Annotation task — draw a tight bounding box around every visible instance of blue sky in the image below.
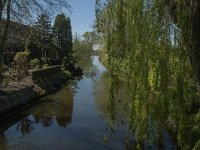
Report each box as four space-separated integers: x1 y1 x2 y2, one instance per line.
67 0 96 36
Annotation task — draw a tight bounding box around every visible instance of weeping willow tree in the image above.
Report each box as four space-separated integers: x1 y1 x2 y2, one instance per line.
96 0 200 149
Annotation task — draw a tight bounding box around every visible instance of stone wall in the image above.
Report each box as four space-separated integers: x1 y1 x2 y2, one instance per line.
29 65 61 81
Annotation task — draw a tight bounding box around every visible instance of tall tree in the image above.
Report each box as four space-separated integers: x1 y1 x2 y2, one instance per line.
165 0 200 91
53 13 73 62
34 13 52 60
26 13 52 60
0 0 11 61
0 0 70 62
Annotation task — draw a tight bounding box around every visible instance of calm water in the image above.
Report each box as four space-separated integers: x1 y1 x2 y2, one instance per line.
0 56 176 150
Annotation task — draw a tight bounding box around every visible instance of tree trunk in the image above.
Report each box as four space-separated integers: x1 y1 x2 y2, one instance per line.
186 13 200 91
0 0 2 20
0 0 11 62
166 0 200 91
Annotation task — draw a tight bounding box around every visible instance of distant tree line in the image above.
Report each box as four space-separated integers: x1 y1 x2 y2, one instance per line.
73 31 99 58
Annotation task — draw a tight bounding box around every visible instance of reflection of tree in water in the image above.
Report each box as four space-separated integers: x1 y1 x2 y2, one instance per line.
17 119 35 135
29 84 76 128
0 81 77 149
77 56 99 78
94 70 200 149
94 72 130 142
0 134 7 150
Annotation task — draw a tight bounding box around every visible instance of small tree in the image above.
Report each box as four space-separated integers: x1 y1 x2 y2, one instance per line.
14 51 30 84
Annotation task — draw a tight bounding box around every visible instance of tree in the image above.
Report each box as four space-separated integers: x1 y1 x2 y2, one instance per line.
0 0 11 61
53 13 73 62
0 0 70 62
25 29 42 60
73 33 94 58
82 31 98 50
165 0 200 91
95 0 200 149
32 13 52 60
71 33 81 61
14 51 29 84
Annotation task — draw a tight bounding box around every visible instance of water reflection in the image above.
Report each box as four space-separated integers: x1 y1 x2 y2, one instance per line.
93 68 178 149
77 56 99 79
17 119 35 135
0 56 198 150
32 82 76 128
0 56 106 150
0 135 7 150
93 60 200 149
0 81 77 149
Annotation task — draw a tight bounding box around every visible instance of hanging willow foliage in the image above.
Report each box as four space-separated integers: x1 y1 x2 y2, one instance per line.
96 0 200 149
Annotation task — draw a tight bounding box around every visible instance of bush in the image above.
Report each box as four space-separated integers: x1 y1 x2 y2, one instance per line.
61 56 83 76
61 56 69 71
43 64 49 68
63 70 71 78
62 56 74 71
14 51 30 83
30 58 40 69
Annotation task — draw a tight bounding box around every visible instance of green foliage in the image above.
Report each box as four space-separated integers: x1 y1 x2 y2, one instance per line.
96 0 200 149
63 70 71 78
14 51 30 83
26 13 55 60
82 31 99 49
30 58 40 69
73 33 93 58
43 64 49 68
61 56 70 71
53 13 73 61
193 140 200 150
14 51 29 62
52 13 77 73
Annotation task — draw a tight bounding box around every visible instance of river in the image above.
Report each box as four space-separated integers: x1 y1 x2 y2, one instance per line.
0 56 176 150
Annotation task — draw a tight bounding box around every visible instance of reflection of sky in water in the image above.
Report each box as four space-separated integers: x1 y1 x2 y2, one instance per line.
0 56 127 150
91 56 106 73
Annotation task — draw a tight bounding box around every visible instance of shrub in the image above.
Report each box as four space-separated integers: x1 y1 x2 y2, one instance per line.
61 56 69 71
30 58 40 69
61 56 82 76
62 56 74 72
63 70 71 78
43 63 49 68
14 51 30 84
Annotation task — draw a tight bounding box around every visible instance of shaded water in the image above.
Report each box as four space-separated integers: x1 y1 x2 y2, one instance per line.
0 56 176 150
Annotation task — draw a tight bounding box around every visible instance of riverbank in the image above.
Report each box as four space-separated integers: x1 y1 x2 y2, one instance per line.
0 67 77 115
